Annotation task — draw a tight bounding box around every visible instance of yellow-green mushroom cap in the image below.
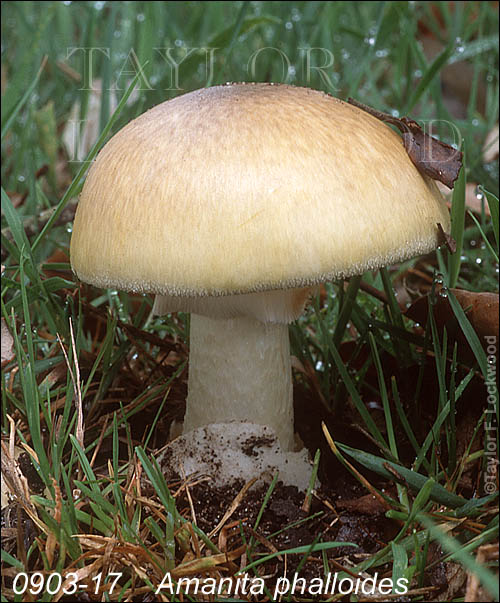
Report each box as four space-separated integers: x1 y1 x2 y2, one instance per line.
70 83 450 299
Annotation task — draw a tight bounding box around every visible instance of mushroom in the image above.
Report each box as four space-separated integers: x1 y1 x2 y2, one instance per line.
70 83 449 458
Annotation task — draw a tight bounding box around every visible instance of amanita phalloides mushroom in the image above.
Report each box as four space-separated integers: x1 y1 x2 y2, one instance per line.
70 83 450 485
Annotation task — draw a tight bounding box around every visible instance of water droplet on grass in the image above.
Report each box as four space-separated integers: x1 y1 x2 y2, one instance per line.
455 37 465 53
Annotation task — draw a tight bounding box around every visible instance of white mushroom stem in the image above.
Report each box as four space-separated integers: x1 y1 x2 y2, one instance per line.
184 314 296 451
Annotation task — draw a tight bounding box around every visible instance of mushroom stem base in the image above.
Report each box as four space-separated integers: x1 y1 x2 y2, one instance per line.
184 314 295 451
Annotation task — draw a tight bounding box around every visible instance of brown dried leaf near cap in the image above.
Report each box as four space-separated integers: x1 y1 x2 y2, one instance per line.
348 97 463 189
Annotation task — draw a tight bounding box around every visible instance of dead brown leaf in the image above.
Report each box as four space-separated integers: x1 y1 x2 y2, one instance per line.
464 543 499 602
4 190 27 208
45 478 63 568
0 441 44 530
483 123 499 163
435 561 467 601
347 98 463 188
464 183 492 216
169 545 246 579
41 362 68 387
1 318 15 367
437 222 457 253
406 289 499 362
42 248 72 279
62 80 117 162
336 493 388 516
54 558 105 602
436 182 491 217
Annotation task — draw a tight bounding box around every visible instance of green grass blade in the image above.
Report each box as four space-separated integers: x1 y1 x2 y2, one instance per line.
448 162 467 287
405 43 454 113
327 337 388 449
332 275 362 348
467 210 499 262
31 72 143 254
447 289 490 381
379 267 412 363
480 187 499 252
336 442 467 508
1 56 47 140
368 333 398 459
240 541 356 574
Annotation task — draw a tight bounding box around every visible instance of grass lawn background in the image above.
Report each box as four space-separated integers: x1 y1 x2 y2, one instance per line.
1 1 499 601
